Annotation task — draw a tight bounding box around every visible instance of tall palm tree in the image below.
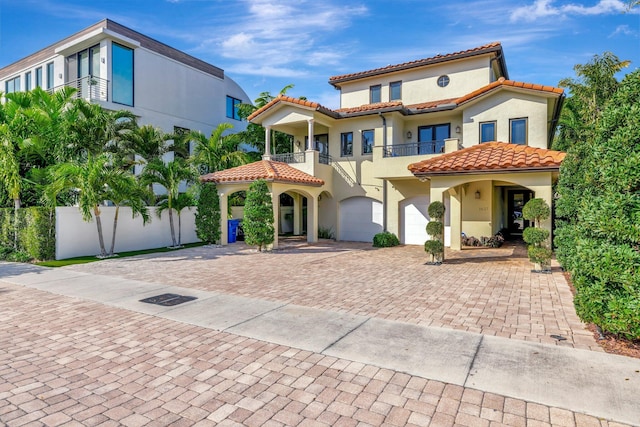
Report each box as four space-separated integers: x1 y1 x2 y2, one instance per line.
48 153 148 257
139 158 198 247
189 123 248 174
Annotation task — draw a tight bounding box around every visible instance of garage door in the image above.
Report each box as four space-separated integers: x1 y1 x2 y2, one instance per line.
401 196 451 246
339 197 383 242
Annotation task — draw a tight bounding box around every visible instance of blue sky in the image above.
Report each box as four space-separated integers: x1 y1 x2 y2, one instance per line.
0 0 638 109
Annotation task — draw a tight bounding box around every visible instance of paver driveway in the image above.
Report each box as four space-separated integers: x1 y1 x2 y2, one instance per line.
64 240 598 351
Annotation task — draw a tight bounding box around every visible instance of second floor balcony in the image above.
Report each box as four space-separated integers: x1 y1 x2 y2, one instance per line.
383 140 445 157
49 75 109 102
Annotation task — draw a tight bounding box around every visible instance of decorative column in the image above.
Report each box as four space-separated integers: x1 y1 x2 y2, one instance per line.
307 119 314 151
263 126 272 160
292 193 301 236
448 187 462 251
270 188 279 249
307 194 319 243
219 190 229 245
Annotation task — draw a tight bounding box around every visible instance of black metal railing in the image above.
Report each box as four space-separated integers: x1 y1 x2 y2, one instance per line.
319 153 331 165
272 152 306 163
50 76 109 102
383 140 445 157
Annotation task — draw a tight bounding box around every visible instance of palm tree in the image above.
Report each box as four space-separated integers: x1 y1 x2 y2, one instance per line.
189 123 248 174
157 192 193 247
139 158 198 247
48 153 147 257
104 175 151 256
128 124 172 164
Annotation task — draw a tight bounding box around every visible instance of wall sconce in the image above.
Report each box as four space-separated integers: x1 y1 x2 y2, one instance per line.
455 126 461 134
475 190 481 199
58 73 63 79
295 140 301 148
406 131 412 139
101 57 105 63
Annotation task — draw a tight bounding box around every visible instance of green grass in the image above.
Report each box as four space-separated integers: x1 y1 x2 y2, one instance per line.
36 242 206 267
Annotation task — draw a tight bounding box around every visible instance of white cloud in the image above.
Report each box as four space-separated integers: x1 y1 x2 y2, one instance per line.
511 0 628 22
609 24 638 37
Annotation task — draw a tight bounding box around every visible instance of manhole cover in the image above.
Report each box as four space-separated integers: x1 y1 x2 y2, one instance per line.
140 293 197 306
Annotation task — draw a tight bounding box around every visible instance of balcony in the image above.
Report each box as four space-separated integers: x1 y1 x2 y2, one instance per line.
272 151 331 165
50 76 109 102
383 140 445 157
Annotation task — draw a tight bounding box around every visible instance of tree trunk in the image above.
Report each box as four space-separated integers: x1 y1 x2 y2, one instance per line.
177 212 182 246
94 205 107 257
13 198 20 250
168 209 177 247
109 205 120 256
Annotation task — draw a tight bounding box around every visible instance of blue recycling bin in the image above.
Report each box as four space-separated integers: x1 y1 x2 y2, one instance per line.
228 219 241 243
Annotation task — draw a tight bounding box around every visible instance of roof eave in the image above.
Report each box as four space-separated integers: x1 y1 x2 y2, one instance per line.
411 166 562 177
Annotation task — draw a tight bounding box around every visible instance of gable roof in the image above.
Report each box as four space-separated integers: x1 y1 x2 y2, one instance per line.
200 160 325 186
328 42 507 87
248 78 563 123
408 142 566 176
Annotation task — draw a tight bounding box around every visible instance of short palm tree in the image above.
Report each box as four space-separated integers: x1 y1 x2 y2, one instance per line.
48 153 148 257
157 192 194 247
140 158 198 247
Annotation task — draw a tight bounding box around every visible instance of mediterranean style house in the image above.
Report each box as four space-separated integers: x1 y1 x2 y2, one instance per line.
0 19 251 171
201 43 566 250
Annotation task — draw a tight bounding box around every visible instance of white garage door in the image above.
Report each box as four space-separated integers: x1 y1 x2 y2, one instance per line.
339 197 383 242
401 196 452 246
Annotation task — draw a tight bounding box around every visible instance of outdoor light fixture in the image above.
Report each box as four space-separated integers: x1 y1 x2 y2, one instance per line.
475 190 481 199
295 140 301 147
407 131 412 139
455 126 461 134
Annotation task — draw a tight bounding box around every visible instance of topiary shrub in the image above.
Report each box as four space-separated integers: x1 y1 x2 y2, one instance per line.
424 201 445 264
522 198 552 272
195 182 221 245
373 231 399 247
243 179 274 251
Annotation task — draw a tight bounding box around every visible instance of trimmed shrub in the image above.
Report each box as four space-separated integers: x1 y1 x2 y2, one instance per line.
428 201 445 219
426 221 443 237
424 240 444 257
195 182 221 244
243 179 274 251
373 231 399 247
522 227 550 246
425 201 445 264
522 198 552 271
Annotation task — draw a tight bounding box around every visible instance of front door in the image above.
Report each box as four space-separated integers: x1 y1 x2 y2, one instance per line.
508 190 533 236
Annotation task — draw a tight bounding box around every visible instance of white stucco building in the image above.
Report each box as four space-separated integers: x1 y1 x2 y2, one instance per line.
0 19 251 149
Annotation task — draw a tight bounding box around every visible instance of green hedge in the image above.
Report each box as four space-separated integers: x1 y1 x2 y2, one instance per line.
0 207 55 261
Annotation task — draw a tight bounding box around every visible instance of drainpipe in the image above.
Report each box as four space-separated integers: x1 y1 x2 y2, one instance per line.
379 112 388 231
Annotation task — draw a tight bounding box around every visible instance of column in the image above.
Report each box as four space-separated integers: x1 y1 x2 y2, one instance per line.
307 119 314 151
448 187 462 251
270 189 279 250
263 126 272 160
292 193 301 236
307 194 319 243
219 191 228 246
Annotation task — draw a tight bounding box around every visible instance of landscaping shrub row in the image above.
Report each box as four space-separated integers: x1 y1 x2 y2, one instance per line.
0 207 55 261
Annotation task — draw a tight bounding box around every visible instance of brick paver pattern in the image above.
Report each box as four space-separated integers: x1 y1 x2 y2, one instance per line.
0 283 629 427
65 241 598 351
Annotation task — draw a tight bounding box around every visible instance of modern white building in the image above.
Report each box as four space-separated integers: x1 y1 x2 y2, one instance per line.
0 19 251 148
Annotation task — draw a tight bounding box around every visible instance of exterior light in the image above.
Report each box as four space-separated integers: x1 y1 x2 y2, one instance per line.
475 190 481 199
407 131 412 139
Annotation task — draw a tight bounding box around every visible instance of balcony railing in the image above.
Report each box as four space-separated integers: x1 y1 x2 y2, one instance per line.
383 140 445 157
272 152 306 163
319 153 331 165
50 76 109 102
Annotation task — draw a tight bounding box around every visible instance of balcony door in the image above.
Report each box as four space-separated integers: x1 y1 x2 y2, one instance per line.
418 124 450 154
67 45 100 99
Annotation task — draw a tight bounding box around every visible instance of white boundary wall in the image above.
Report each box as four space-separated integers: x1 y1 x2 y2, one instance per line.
56 206 199 260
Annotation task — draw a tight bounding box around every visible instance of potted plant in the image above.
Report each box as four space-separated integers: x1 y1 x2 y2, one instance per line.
522 198 552 272
424 201 445 264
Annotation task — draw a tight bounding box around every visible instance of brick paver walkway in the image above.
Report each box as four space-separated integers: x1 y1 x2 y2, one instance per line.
0 282 629 427
65 240 598 351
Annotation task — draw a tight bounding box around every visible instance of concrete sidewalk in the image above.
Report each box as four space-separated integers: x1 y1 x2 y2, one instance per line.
1 261 639 426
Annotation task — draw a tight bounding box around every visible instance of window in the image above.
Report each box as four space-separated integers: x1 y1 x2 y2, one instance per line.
437 75 450 87
370 85 381 103
46 62 54 89
25 72 32 91
389 81 402 101
226 96 242 120
340 132 353 157
480 121 496 143
510 118 527 145
418 123 450 154
35 67 42 88
112 43 134 106
362 130 374 154
5 76 21 94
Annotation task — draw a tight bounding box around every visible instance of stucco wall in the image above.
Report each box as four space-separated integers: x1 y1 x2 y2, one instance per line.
56 206 198 259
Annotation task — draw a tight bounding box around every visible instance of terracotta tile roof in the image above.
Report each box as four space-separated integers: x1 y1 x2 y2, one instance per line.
329 42 504 85
406 98 459 111
335 101 404 114
408 142 566 176
247 95 338 121
200 160 325 186
456 77 564 105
